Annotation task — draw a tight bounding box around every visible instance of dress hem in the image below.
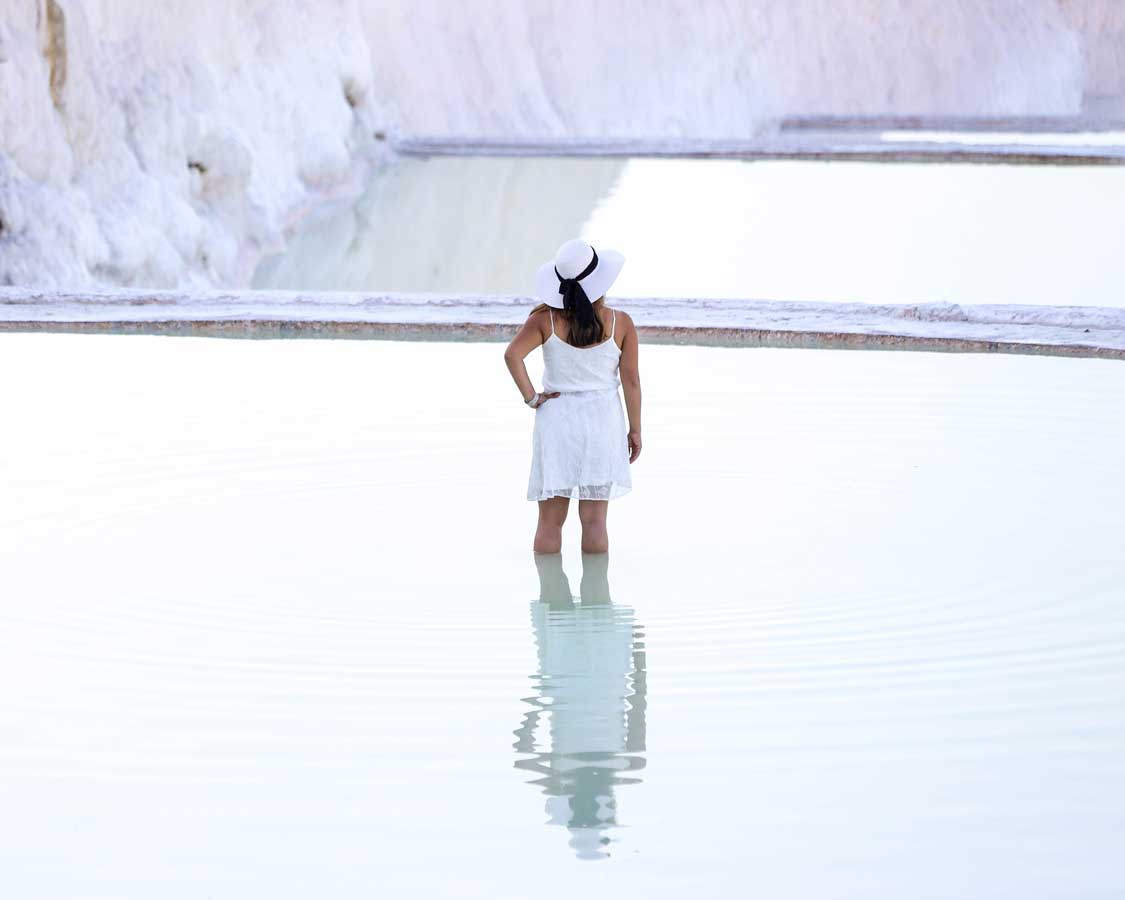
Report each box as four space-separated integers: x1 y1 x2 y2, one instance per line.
527 482 633 502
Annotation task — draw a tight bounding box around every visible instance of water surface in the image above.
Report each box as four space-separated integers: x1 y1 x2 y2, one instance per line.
1 335 1123 898
254 156 1125 307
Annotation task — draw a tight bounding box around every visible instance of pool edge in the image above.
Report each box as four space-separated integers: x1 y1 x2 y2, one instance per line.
2 319 1121 360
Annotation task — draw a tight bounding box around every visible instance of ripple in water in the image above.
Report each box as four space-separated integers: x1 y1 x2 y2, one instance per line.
2 336 1124 896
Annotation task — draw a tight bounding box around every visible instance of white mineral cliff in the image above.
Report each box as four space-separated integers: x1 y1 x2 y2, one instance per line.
0 0 383 289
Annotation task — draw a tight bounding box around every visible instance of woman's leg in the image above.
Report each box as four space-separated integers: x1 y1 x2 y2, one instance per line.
577 499 609 554
534 496 570 553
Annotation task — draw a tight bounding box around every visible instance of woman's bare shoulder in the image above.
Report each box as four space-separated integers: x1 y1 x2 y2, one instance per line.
526 306 552 336
609 307 636 330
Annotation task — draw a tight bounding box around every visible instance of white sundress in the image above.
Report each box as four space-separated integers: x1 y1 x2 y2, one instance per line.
527 308 633 502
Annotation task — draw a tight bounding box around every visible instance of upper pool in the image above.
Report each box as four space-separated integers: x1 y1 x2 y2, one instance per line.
253 156 1125 307
2 334 1123 897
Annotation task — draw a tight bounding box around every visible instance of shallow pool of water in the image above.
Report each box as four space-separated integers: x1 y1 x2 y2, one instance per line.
2 335 1124 898
253 156 1125 307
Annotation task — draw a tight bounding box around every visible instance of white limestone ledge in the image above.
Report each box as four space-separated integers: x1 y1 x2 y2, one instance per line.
1 289 1123 359
391 134 1125 166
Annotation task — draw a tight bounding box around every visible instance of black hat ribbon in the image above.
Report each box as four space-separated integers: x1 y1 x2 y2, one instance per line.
555 248 599 329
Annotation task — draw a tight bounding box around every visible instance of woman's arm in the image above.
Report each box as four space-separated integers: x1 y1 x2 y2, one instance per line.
617 311 643 463
503 309 560 407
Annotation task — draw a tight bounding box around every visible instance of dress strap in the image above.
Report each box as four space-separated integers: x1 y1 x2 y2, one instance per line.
610 309 616 339
549 308 555 336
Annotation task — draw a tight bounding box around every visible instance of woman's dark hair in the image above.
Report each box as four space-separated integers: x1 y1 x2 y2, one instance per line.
529 297 606 348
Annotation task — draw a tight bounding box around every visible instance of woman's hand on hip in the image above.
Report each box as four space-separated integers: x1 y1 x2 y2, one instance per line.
532 391 561 408
628 430 642 463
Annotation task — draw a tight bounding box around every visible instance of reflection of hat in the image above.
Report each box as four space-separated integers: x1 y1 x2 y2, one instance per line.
546 798 613 860
534 238 625 309
568 825 612 860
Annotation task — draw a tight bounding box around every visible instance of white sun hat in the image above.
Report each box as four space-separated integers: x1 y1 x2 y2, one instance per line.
534 238 625 310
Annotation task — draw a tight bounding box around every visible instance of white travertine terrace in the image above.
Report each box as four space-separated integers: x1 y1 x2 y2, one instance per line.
1 0 1123 291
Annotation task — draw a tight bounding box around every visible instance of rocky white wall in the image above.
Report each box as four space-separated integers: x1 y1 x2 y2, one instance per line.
1060 0 1125 105
1 0 1122 290
0 0 383 289
362 0 1106 137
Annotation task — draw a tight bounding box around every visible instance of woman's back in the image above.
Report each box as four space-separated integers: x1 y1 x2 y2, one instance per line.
541 306 621 394
505 236 638 514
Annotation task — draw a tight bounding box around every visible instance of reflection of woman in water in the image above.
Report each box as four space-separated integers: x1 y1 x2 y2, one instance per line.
513 552 647 860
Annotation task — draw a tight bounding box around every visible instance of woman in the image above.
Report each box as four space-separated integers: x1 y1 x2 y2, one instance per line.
504 238 642 555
